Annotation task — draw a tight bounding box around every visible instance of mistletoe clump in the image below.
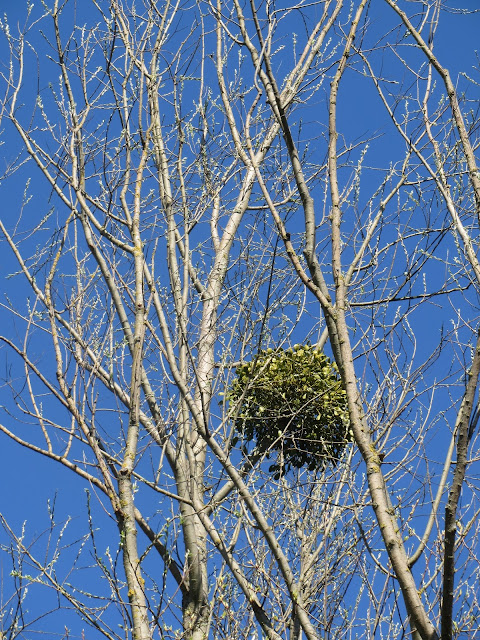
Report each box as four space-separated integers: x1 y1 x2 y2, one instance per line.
228 345 352 476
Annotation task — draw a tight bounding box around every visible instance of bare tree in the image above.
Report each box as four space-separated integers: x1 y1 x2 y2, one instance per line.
0 1 480 640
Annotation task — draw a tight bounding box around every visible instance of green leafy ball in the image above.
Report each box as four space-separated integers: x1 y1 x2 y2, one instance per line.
227 345 352 475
